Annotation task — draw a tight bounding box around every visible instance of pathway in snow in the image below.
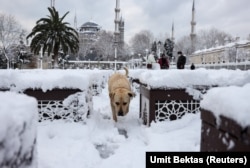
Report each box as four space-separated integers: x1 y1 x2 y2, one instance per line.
37 83 201 168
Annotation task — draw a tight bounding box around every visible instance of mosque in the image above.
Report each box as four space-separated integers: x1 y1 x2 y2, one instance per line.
76 0 125 61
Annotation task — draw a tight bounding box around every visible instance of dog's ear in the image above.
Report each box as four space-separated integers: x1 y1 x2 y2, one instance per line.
109 92 115 99
128 91 136 98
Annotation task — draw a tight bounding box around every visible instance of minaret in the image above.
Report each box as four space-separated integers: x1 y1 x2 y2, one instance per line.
74 10 77 30
119 16 125 45
51 0 55 7
171 21 175 42
114 0 120 45
190 0 196 53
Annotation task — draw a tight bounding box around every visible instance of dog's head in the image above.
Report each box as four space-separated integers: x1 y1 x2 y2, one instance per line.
109 88 135 117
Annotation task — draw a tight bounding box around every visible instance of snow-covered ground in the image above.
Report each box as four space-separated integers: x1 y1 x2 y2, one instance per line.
37 81 201 168
1 68 250 168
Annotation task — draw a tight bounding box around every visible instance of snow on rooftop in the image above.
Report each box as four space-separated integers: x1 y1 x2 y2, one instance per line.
193 40 250 54
200 83 250 127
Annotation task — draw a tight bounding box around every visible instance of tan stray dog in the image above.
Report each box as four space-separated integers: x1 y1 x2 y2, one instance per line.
108 67 135 122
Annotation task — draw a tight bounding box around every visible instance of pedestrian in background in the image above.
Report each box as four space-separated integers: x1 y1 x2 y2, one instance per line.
176 51 186 69
190 63 195 70
158 53 169 69
147 51 156 69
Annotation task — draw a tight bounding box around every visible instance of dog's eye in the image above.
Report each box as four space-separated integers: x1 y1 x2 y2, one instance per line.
123 102 127 106
115 102 120 106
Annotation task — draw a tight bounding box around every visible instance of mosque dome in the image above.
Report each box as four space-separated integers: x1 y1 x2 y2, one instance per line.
79 21 101 35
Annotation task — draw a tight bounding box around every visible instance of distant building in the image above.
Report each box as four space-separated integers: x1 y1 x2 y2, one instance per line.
190 0 196 53
114 0 123 45
190 40 250 64
114 0 125 59
78 21 101 42
77 21 101 61
73 0 125 61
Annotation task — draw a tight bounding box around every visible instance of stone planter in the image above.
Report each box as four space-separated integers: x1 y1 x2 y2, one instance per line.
200 109 250 151
139 85 201 126
24 88 92 122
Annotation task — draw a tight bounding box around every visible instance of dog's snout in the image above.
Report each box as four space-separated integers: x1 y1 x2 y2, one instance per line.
118 110 124 116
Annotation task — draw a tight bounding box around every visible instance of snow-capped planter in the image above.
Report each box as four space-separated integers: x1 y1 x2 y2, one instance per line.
129 69 250 126
24 88 92 122
200 84 250 151
138 85 202 126
0 92 38 168
0 69 112 122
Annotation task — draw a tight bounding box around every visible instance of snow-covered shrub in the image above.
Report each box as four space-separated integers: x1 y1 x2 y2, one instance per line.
62 90 93 123
36 89 93 123
90 74 109 96
0 92 38 168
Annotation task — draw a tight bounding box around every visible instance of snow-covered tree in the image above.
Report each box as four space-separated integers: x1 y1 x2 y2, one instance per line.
196 28 233 49
0 13 30 69
175 28 233 57
94 30 114 61
129 30 154 55
175 35 192 56
0 13 25 49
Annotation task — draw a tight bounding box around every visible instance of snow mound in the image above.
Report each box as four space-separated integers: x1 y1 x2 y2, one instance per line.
200 83 250 127
0 92 38 168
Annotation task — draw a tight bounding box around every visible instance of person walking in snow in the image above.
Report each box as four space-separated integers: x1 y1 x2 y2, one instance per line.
190 63 195 70
158 53 169 69
176 51 186 69
147 51 156 69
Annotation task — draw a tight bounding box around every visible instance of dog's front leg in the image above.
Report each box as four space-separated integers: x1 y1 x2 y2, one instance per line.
112 111 117 122
110 102 117 122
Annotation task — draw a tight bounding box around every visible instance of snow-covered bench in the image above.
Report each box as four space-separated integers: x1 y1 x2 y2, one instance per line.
200 84 250 151
0 92 38 168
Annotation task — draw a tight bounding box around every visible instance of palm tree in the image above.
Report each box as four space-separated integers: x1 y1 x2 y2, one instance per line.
27 7 79 68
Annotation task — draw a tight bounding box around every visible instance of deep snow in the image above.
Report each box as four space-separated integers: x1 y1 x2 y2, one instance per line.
37 80 201 168
1 68 250 168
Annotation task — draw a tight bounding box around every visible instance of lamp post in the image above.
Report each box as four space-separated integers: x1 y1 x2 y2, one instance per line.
157 41 162 58
11 58 15 69
114 46 117 71
138 53 141 68
145 48 149 68
235 43 238 69
40 44 43 69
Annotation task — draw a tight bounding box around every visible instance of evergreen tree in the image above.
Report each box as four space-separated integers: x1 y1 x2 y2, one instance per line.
164 38 174 57
151 41 157 52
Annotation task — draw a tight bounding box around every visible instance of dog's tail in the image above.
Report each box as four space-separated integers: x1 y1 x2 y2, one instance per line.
124 67 129 77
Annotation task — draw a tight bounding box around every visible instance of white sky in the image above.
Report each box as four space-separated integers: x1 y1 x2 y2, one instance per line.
1 0 250 43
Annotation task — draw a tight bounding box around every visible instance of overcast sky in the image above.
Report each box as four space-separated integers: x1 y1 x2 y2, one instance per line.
1 0 250 44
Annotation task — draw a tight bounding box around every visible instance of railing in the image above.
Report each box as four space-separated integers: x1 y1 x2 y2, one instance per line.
187 61 250 70
24 88 91 122
67 60 128 69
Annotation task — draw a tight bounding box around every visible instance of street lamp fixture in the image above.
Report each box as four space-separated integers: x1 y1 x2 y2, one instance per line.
145 48 149 68
157 41 162 58
40 44 44 69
